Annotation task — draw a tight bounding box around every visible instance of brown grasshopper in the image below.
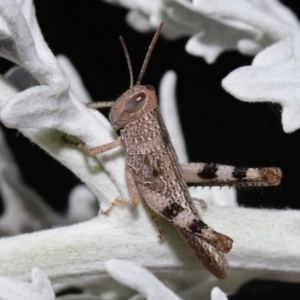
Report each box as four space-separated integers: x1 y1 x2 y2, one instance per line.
63 22 282 279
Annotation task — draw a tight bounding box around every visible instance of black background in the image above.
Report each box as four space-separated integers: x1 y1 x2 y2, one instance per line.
1 0 300 298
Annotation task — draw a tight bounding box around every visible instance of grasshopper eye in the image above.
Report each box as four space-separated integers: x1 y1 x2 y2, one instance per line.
125 92 147 113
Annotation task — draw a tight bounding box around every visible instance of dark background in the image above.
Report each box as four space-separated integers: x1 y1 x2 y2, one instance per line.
1 0 300 298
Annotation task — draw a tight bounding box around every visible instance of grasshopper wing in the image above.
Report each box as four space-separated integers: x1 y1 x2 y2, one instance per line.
177 226 229 279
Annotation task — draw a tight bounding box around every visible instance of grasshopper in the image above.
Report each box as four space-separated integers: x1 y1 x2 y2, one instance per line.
62 22 282 279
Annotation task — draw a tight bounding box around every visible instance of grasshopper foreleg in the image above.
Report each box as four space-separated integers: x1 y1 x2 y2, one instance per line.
62 135 124 156
62 135 139 214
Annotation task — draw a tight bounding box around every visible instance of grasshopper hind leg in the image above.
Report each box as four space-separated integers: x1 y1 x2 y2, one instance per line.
181 162 282 187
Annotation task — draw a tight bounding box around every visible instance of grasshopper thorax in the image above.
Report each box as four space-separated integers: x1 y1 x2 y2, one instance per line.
109 84 157 130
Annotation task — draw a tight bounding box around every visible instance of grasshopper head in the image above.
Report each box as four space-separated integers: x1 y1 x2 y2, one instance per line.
109 22 163 130
109 84 157 130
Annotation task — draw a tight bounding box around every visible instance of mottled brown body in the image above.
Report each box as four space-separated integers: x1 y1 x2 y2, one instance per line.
123 105 232 278
62 22 282 279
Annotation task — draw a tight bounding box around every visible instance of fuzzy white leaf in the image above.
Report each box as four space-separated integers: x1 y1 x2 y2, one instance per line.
193 0 298 41
163 0 259 62
0 74 119 218
0 125 65 235
126 10 153 33
222 33 300 133
159 70 188 163
66 184 98 223
0 0 128 210
248 0 300 28
1 205 300 288
57 55 92 104
0 268 55 300
211 287 228 300
0 121 98 236
105 259 182 300
105 0 300 61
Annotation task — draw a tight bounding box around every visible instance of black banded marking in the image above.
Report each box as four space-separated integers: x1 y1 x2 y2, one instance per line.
189 219 208 234
161 202 184 219
197 163 218 180
232 166 247 180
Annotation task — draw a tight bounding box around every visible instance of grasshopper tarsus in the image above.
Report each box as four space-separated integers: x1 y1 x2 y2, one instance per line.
101 201 117 216
61 135 79 147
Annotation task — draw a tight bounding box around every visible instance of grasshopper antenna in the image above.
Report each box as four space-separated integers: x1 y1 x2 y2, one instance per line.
119 36 134 88
136 21 164 85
